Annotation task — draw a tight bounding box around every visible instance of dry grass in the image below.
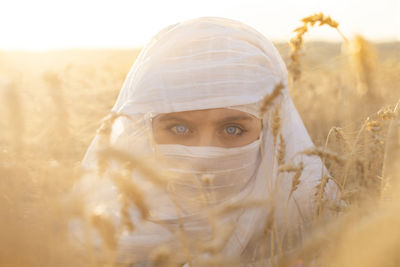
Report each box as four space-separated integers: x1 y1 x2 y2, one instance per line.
1 13 400 266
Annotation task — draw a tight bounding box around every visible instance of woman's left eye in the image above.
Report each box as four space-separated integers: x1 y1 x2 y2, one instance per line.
224 126 243 135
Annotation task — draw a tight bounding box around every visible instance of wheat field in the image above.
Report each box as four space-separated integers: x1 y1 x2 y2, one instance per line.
1 15 400 266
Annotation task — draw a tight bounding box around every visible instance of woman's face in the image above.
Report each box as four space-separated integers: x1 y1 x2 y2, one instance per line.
152 108 262 148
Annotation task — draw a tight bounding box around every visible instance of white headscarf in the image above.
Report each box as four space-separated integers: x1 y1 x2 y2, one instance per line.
77 17 337 265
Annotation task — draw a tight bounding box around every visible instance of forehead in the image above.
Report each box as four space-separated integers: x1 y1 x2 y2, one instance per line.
153 108 258 123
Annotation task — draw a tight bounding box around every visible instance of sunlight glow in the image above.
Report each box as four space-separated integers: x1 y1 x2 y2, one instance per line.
1 0 398 51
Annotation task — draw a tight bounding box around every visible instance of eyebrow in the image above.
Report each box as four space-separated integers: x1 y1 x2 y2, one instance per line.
155 115 254 123
156 116 191 123
219 115 254 122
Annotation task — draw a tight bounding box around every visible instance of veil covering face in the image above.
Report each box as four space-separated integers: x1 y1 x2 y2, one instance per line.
77 17 338 265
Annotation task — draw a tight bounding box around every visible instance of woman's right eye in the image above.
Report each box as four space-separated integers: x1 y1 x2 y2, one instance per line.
170 124 189 135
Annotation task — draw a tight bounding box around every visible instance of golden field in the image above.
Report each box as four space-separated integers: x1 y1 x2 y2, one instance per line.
1 29 400 266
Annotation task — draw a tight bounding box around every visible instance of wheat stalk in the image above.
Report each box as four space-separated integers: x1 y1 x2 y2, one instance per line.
90 213 117 250
289 13 347 81
98 147 167 187
2 81 24 156
111 171 149 219
277 134 286 167
302 147 346 165
259 82 285 117
271 106 281 147
347 35 378 98
314 175 330 215
120 195 135 232
289 162 304 199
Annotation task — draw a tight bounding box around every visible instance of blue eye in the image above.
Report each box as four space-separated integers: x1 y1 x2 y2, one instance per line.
225 126 242 135
172 125 189 135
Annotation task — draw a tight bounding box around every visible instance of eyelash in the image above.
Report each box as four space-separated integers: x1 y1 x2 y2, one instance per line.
166 124 247 137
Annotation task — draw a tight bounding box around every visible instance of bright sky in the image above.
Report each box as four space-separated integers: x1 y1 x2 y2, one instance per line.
1 0 399 50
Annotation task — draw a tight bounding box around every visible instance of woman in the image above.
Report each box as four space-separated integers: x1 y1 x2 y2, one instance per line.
76 17 338 266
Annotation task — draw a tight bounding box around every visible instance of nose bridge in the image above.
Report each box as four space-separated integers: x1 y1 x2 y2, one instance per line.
197 127 216 147
195 119 217 147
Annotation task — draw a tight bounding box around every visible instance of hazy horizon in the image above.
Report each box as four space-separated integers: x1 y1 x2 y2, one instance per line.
1 39 399 53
